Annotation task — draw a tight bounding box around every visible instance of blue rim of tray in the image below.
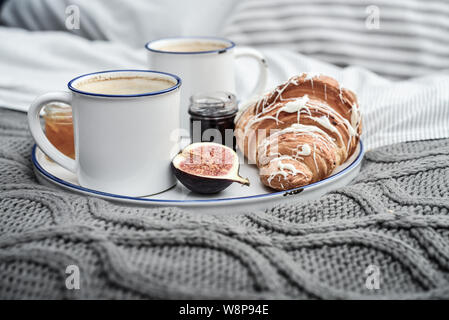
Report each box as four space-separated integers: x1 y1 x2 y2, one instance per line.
31 141 364 203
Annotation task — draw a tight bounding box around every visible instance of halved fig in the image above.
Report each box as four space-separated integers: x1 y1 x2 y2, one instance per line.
172 142 250 194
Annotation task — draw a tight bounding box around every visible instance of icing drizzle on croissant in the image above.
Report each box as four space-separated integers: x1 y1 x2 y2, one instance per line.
235 73 362 191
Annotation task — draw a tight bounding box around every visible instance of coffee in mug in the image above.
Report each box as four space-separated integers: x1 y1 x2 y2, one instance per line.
75 76 175 95
156 42 228 53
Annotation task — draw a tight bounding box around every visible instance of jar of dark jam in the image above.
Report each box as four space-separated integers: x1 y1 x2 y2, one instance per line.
189 92 238 150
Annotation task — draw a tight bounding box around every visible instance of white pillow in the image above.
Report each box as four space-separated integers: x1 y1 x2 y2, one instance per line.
0 0 240 47
223 0 449 79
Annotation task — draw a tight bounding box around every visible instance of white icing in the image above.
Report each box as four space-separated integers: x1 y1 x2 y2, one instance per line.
284 123 337 146
351 102 360 128
304 72 321 81
263 125 335 161
267 169 288 185
303 72 321 89
303 100 359 151
272 77 298 106
275 95 310 122
248 77 302 131
294 144 311 156
308 115 343 143
262 123 336 174
312 143 318 172
339 88 344 103
278 162 301 174
244 115 282 133
267 158 307 186
338 84 351 105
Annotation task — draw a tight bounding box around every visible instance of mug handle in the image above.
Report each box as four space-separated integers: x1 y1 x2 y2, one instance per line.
234 47 268 99
28 91 77 173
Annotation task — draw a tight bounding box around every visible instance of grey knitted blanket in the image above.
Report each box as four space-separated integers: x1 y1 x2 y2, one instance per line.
1 107 449 299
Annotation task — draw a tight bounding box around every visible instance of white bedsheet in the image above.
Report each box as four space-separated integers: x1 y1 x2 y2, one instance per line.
0 26 448 150
0 0 239 48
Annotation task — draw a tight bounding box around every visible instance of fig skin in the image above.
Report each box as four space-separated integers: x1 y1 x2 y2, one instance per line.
171 162 234 194
171 142 250 194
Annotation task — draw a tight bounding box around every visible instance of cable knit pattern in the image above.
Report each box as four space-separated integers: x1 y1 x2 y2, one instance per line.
1 108 449 299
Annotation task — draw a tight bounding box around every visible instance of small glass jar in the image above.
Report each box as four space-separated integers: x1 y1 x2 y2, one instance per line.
188 92 238 150
43 103 75 159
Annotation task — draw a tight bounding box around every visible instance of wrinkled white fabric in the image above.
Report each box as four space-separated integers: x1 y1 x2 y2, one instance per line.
0 0 239 47
0 1 448 150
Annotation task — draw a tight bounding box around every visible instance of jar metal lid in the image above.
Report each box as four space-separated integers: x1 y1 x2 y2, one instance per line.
188 91 238 118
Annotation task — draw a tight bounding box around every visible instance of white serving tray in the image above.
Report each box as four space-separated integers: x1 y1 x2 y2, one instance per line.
32 141 364 214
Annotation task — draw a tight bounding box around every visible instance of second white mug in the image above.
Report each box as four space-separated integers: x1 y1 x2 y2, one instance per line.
145 37 268 132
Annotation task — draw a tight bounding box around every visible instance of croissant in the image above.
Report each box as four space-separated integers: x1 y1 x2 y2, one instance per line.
235 73 362 191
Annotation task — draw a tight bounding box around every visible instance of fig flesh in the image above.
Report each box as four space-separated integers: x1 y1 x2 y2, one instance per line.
172 142 249 194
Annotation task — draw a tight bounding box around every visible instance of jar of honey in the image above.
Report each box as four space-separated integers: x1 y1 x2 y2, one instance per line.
188 92 238 150
43 103 75 159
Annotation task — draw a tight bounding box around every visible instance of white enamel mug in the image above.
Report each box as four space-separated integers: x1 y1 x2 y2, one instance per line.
145 37 268 132
28 70 181 197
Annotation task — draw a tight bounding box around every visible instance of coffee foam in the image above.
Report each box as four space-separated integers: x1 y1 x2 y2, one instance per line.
75 76 175 95
156 41 228 53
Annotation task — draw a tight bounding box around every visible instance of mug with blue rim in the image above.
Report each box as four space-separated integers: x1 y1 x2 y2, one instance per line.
146 37 268 132
28 70 181 197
